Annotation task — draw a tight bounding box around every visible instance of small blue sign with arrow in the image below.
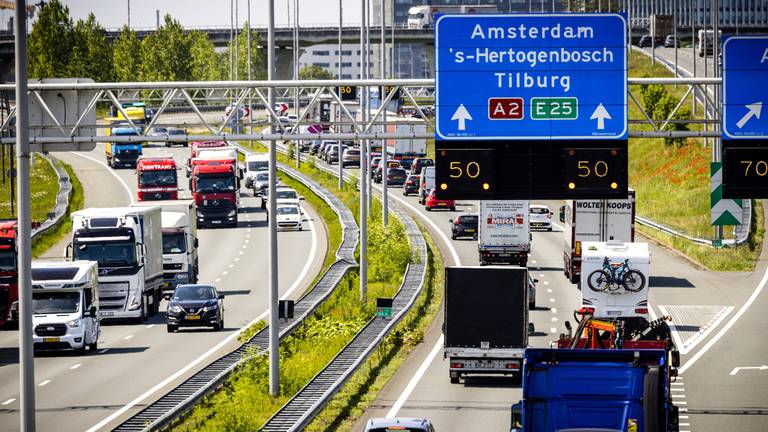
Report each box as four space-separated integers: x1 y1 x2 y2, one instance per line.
722 36 768 139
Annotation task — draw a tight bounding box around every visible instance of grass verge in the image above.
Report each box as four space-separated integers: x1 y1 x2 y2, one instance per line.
30 160 85 258
0 153 58 223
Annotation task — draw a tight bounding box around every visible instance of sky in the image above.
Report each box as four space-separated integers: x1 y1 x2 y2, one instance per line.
2 0 365 31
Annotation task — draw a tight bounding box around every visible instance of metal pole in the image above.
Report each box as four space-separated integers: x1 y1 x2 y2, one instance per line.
674 0 679 79
338 0 344 190
380 0 388 226
267 0 279 397
229 0 234 81
15 1 35 430
692 0 697 115
360 0 368 303
294 0 300 169
235 0 239 82
366 0 373 212
713 0 722 240
703 0 709 149
127 0 131 28
247 0 252 140
628 0 632 59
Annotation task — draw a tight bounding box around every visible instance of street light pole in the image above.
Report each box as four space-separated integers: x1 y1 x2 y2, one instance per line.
267 0 279 397
14 1 35 430
380 0 388 226
359 0 368 303
338 0 344 190
294 0 300 169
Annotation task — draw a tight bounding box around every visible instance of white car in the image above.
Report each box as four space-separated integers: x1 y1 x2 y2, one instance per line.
261 186 301 209
276 204 303 231
529 204 552 231
251 171 279 196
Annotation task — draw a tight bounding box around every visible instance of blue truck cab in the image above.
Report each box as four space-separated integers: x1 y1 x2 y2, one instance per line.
106 127 144 168
511 348 679 432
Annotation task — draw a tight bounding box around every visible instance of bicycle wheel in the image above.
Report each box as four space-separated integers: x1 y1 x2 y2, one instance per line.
587 270 611 292
622 270 646 292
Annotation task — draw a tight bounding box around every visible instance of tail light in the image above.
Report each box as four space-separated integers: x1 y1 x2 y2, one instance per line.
635 308 649 314
575 241 581 256
505 363 520 370
577 306 595 315
450 362 464 369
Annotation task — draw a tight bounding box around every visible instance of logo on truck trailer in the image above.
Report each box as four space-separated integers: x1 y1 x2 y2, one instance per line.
487 214 525 226
575 201 633 210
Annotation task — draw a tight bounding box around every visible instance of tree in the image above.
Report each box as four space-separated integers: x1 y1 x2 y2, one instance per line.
68 14 113 81
227 22 267 81
113 26 142 82
299 64 333 80
189 31 222 81
140 15 192 81
28 0 74 78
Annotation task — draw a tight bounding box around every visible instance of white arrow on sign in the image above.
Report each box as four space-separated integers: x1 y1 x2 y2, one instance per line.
590 103 611 130
729 365 768 376
736 102 763 129
451 104 472 131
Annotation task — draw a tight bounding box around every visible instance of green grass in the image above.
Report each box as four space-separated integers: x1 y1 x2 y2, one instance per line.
30 160 84 258
628 52 763 271
0 153 58 223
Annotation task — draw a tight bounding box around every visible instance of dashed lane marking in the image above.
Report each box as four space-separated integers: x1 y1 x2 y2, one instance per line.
70 364 82 370
214 278 221 283
124 335 134 340
228 264 235 268
549 298 555 303
146 324 155 329
98 349 109 354
2 399 15 405
550 327 557 333
551 307 558 313
38 380 51 387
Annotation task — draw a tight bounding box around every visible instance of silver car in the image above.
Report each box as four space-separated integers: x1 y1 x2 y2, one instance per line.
364 418 436 432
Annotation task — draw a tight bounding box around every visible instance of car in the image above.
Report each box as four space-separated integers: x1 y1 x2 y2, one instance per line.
450 213 478 240
147 126 169 137
370 157 382 177
364 418 436 432
318 140 336 156
374 167 407 185
664 35 678 48
425 188 455 211
262 186 301 209
638 35 653 47
529 204 552 231
528 274 538 310
403 174 420 196
251 171 279 196
276 204 303 231
341 148 361 167
411 157 434 175
166 284 224 332
326 145 343 164
165 127 188 147
310 140 323 155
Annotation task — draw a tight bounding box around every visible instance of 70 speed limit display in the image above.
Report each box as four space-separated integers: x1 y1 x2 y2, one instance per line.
723 143 768 198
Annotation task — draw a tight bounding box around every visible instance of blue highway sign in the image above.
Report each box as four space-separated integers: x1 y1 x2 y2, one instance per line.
722 36 768 139
435 14 627 141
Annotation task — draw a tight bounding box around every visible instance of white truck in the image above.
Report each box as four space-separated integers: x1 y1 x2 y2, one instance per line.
244 153 270 195
581 241 650 320
385 122 427 170
407 4 498 29
418 166 435 204
31 260 100 354
69 207 164 321
559 190 636 285
478 200 531 267
132 200 198 291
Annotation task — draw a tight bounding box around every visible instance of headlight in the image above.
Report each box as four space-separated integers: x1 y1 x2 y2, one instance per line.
227 210 236 217
175 273 186 279
67 318 81 328
127 295 140 310
169 305 183 313
202 304 219 312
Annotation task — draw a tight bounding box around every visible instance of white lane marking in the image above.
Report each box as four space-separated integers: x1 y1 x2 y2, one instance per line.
234 257 240 262
551 317 558 322
549 298 555 303
98 348 109 354
680 424 690 427
69 152 135 204
671 388 686 392
679 265 768 375
551 307 558 314
543 281 549 285
244 239 250 243
386 334 444 418
124 335 134 340
676 401 688 405
671 382 685 386
86 198 320 432
550 327 557 333
552 221 565 231
659 304 734 356
228 264 235 268
38 380 51 387
246 234 251 238
146 324 155 329
546 288 553 293
539 274 545 278
238 251 244 255
672 394 687 398
680 416 689 419
531 260 537 264
214 278 221 283
222 271 229 276
1 398 15 405
70 363 82 370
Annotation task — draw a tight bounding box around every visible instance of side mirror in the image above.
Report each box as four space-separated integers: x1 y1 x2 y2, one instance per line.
65 243 72 259
299 196 305 201
670 350 680 368
527 323 535 336
89 305 97 318
533 278 539 284
559 205 566 223
217 294 224 300
194 237 199 248
510 403 523 431
163 293 172 300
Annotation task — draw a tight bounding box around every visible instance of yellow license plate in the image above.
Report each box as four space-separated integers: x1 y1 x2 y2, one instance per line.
186 315 201 320
43 337 59 343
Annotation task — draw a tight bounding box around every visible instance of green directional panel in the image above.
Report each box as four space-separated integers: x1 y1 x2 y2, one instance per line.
530 97 579 120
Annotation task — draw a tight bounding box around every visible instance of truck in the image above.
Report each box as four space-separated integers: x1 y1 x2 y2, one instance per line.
559 189 636 285
697 29 722 57
581 241 651 320
69 206 164 321
131 200 198 291
384 121 427 170
31 260 100 354
136 157 179 201
243 152 270 195
0 220 18 328
112 102 148 132
190 153 240 228
418 166 435 204
444 266 531 384
478 200 530 266
407 4 498 29
650 14 675 43
187 140 227 176
105 127 143 168
511 348 680 432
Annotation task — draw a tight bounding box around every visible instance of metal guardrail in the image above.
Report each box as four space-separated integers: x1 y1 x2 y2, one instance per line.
30 154 71 239
113 147 359 431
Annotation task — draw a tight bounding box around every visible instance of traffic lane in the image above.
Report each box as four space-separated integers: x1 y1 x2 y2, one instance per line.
0 194 323 431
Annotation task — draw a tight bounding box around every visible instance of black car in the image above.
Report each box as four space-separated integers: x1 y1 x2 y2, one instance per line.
411 157 434 175
166 127 188 147
638 35 653 47
166 284 224 332
450 214 478 240
385 167 408 186
309 140 323 155
403 174 420 196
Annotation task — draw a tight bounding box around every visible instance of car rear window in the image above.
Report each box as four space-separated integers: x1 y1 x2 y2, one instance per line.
530 207 549 214
418 159 434 166
459 215 478 224
367 428 427 432
346 149 360 156
389 168 406 176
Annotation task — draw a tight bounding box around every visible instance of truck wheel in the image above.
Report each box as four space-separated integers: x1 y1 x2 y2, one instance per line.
75 345 86 356
450 375 460 384
643 366 661 432
88 340 98 352
261 199 266 209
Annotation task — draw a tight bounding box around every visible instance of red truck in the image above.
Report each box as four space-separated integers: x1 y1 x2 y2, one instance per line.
0 220 18 328
190 153 240 228
137 157 178 201
187 140 227 176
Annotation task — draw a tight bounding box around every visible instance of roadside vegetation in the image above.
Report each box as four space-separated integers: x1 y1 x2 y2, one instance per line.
0 153 58 223
628 52 764 270
30 160 84 258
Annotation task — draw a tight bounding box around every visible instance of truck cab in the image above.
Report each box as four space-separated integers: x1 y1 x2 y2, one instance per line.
187 140 227 177
244 153 269 194
31 261 100 355
190 159 240 228
136 157 179 201
0 220 18 328
105 127 143 168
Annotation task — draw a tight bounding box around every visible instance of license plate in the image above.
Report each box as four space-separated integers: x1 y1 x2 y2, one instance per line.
498 253 511 257
606 310 622 316
43 337 59 343
465 229 475 232
437 203 446 206
211 220 221 224
186 315 201 320
100 311 114 317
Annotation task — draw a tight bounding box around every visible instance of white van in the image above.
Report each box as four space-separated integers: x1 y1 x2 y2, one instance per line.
418 166 435 204
244 153 270 194
580 242 650 319
32 261 100 354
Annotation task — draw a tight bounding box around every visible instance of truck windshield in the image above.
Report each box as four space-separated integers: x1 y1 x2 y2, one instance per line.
0 249 15 272
163 232 186 254
32 291 80 314
248 161 268 171
196 175 235 192
139 170 177 187
74 241 137 267
409 12 424 19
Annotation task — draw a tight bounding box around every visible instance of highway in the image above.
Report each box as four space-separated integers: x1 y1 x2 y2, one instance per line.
0 141 327 431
